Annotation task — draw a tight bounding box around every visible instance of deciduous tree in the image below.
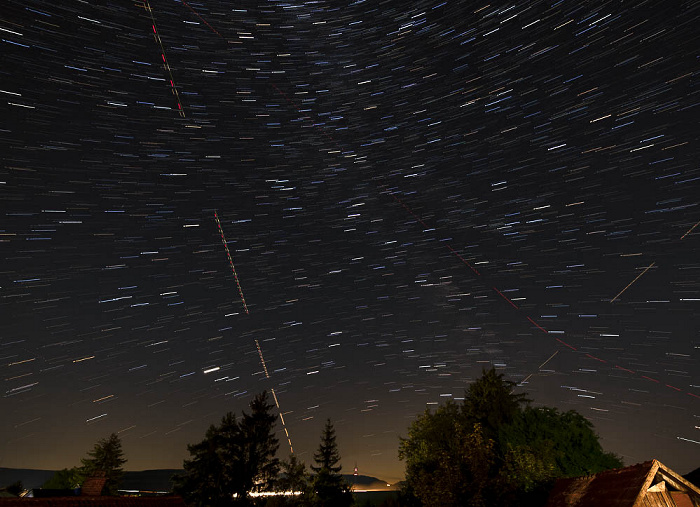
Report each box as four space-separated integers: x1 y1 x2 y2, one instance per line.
399 368 622 507
42 467 84 490
499 406 622 478
273 455 312 507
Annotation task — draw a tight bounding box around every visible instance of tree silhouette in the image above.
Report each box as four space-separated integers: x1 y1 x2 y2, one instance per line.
310 419 352 507
174 391 279 506
461 367 530 438
311 419 342 474
240 389 280 495
399 368 622 507
274 455 312 506
79 433 126 495
42 468 84 490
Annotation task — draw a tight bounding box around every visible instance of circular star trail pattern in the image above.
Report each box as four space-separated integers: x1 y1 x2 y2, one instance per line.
1 0 698 480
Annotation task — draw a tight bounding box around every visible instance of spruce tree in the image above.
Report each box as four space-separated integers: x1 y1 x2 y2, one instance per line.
311 419 352 507
241 390 280 495
79 433 126 495
311 419 342 474
174 391 279 506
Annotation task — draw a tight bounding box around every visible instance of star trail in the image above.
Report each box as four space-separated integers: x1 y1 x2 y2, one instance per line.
1 0 698 481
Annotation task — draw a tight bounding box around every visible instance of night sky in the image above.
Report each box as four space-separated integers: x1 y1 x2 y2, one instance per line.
1 0 698 483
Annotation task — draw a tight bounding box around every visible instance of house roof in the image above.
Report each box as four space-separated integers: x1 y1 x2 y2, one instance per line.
0 497 187 507
546 459 700 507
80 475 107 497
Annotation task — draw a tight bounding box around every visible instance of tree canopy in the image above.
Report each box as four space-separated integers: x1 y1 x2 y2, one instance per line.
462 367 530 437
269 421 352 507
271 455 312 507
399 368 622 507
42 467 84 490
499 406 622 478
173 391 280 506
79 432 126 495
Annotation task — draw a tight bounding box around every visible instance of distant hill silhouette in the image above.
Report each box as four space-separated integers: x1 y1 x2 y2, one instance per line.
0 468 55 491
0 468 394 492
345 474 395 490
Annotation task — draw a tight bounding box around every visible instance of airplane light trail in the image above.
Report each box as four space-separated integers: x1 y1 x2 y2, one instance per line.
256 339 294 454
680 220 699 240
142 0 185 117
519 351 559 386
610 262 656 303
214 211 249 314
214 212 293 453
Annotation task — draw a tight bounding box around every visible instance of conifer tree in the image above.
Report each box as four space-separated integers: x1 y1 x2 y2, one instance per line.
310 419 352 507
311 419 342 474
241 389 280 495
174 391 279 506
79 433 126 495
